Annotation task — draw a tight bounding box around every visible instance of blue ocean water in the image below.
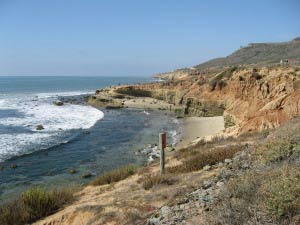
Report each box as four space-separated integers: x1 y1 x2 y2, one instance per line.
0 76 179 202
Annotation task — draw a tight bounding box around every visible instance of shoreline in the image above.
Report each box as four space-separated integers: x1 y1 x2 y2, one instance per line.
1 83 227 223
0 91 180 203
87 87 226 151
176 116 225 149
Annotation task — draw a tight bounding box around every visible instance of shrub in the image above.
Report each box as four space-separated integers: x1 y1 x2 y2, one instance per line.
213 67 237 81
207 165 300 224
207 172 262 225
0 187 74 225
261 167 300 219
258 124 300 163
209 80 217 91
251 72 262 80
90 165 137 186
238 129 269 140
216 80 227 90
140 174 176 190
168 145 242 173
115 87 152 97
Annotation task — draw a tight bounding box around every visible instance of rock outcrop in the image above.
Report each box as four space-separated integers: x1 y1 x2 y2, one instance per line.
112 66 300 135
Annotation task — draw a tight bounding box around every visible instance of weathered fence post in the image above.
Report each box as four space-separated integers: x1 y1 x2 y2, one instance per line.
159 132 167 174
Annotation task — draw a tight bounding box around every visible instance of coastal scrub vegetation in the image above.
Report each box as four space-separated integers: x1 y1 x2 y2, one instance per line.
168 145 242 173
206 120 300 224
90 165 137 186
139 174 176 190
0 187 74 225
208 164 300 225
209 67 236 91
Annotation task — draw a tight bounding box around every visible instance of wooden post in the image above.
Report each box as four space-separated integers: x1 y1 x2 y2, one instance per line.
159 132 167 174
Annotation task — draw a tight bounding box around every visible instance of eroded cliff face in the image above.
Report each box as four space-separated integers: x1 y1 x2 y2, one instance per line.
119 66 300 135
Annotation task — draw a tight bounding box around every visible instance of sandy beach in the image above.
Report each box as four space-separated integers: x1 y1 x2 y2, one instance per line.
176 116 224 149
122 97 225 149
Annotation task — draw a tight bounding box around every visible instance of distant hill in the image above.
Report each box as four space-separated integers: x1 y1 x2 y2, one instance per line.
194 38 300 70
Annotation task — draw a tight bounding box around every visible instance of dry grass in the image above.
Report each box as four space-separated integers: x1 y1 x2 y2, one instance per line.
238 129 270 141
90 165 137 186
169 145 243 173
0 187 74 225
139 174 176 190
175 135 238 159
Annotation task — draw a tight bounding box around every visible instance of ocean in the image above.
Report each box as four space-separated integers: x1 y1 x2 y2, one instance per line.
0 76 179 202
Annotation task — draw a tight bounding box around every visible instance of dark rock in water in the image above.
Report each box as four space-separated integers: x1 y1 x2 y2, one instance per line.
10 163 17 169
0 165 4 170
53 101 64 106
105 105 122 109
46 171 53 176
82 173 92 178
69 168 77 174
36 124 44 130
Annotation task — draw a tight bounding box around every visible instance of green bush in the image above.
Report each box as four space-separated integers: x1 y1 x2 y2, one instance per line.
0 187 74 225
209 79 217 91
262 167 300 218
260 131 300 163
90 165 137 186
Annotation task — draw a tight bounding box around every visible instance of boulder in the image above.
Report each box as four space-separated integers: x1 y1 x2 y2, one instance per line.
105 105 122 109
203 165 211 171
224 159 232 164
148 217 161 225
161 206 171 216
82 173 92 178
53 101 64 106
10 163 17 169
69 168 77 174
203 180 213 189
36 124 44 130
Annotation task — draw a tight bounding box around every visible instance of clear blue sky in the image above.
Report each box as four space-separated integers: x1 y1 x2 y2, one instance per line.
0 0 299 76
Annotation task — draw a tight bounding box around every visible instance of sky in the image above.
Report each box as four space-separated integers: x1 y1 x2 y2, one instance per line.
0 0 299 76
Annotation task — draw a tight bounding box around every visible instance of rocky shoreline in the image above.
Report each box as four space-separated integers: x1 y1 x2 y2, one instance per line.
19 65 300 225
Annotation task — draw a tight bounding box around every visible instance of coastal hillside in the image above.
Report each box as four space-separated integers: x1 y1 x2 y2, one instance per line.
92 65 300 135
155 38 300 80
5 66 300 225
3 38 300 225
29 120 300 225
194 37 300 70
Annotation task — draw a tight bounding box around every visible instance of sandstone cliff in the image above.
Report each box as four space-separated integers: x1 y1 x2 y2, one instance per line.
112 66 300 135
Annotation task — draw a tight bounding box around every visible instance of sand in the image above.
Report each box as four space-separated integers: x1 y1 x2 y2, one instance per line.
122 97 225 149
176 116 224 149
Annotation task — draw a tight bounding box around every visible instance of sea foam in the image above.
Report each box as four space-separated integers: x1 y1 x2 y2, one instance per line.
0 92 103 162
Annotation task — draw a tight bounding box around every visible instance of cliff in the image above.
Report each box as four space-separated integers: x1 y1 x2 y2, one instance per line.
102 65 300 135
